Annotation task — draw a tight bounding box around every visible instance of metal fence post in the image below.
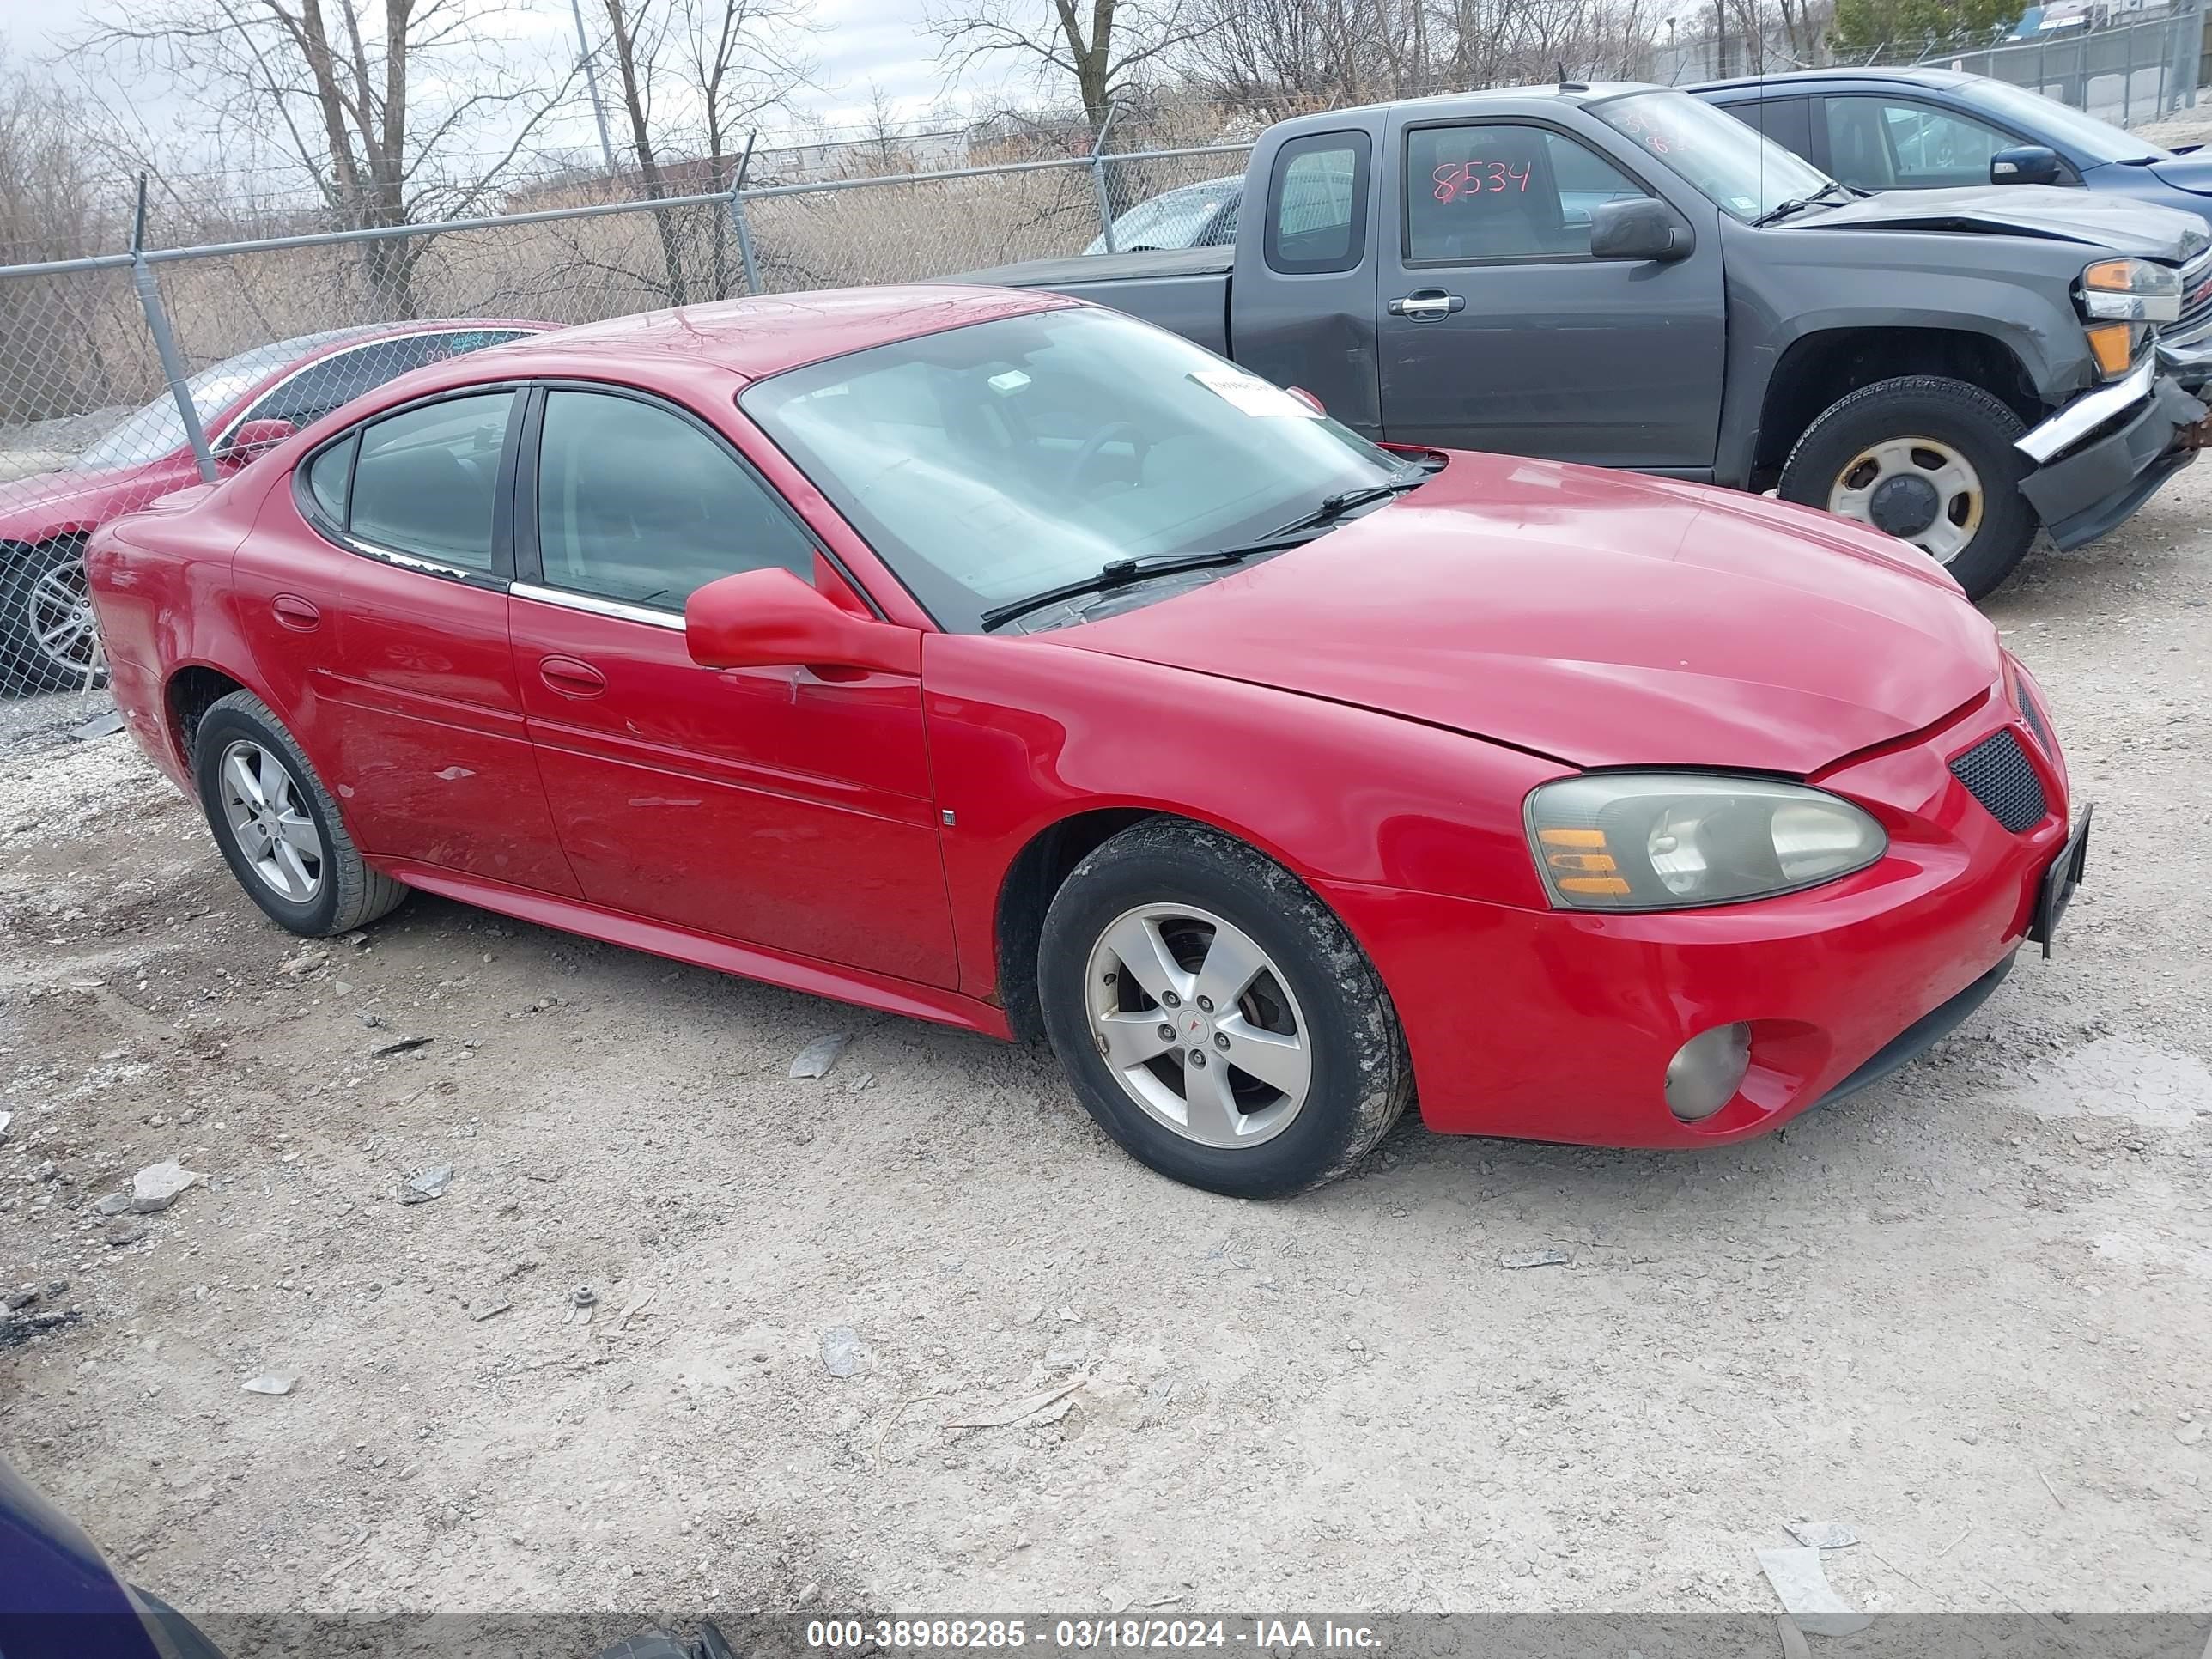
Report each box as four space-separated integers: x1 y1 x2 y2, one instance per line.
1091 105 1121 253
127 174 214 485
729 132 763 297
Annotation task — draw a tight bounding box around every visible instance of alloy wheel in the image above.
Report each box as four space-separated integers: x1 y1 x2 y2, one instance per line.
216 739 324 903
1082 902 1311 1150
1827 435 1984 565
26 556 106 683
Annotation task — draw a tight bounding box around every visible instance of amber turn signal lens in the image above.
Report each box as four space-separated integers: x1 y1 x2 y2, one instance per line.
1558 876 1632 896
2085 322 2135 376
1547 852 1618 873
1537 828 1607 848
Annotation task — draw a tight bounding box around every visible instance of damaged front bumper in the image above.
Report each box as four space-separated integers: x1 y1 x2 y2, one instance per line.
2015 356 2208 551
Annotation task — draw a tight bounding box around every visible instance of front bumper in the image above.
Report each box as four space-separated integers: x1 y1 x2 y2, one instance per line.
2015 357 2206 551
1322 689 2069 1147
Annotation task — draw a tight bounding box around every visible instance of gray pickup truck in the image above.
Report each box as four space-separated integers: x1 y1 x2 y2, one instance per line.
962 83 2212 598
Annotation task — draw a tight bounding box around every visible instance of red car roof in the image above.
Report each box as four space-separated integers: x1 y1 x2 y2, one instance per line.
459 286 1075 386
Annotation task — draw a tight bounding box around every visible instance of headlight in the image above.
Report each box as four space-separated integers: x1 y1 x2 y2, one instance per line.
1525 773 1887 911
2079 258 2181 324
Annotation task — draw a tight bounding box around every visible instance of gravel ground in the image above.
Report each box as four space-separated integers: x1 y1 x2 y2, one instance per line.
0 474 2208 1626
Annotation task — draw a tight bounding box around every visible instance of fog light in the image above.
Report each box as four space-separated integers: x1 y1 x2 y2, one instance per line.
1664 1023 1753 1121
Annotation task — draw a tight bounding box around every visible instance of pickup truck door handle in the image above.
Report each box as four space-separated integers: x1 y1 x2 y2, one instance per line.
270 594 321 631
538 655 608 697
1387 289 1467 320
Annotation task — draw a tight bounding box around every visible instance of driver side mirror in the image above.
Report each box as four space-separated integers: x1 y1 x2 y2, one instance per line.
685 568 920 677
217 417 297 469
1990 144 2062 186
1589 198 1694 263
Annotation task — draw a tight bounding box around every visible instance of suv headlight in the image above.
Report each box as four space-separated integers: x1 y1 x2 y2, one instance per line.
1525 773 1887 911
2079 258 2181 323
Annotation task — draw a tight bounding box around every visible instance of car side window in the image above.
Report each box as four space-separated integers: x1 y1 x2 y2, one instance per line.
533 390 815 611
1725 95 1814 165
1824 96 2015 190
346 392 516 571
1878 100 2012 186
1406 123 1648 264
1265 131 1369 275
239 331 533 434
306 433 356 523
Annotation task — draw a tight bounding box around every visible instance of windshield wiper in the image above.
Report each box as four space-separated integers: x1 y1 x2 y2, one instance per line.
1752 179 1856 228
1261 459 1437 539
978 537 1322 632
979 459 1440 632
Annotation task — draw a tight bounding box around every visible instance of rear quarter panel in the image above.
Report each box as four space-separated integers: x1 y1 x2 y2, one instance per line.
85 472 281 791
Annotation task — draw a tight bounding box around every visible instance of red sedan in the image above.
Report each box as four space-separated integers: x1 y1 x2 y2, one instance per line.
1 320 545 693
85 289 2088 1197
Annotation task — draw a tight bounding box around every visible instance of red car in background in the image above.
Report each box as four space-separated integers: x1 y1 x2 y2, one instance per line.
85 289 2088 1198
0 319 546 693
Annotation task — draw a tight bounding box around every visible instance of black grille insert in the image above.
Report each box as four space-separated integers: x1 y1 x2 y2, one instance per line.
1950 728 2048 832
2017 683 2054 755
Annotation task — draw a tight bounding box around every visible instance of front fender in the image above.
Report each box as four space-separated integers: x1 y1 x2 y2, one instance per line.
921 631 1569 1005
1717 222 2094 487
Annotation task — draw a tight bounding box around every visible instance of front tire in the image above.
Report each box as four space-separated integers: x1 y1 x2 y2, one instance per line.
1037 819 1412 1198
1778 375 2035 601
192 690 406 937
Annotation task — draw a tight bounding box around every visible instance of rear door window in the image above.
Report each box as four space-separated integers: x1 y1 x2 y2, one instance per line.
345 392 517 571
1265 131 1370 275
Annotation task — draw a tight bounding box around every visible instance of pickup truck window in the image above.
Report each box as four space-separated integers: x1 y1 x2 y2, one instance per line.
1592 87 1829 223
1266 132 1369 275
742 307 1403 632
1406 123 1646 263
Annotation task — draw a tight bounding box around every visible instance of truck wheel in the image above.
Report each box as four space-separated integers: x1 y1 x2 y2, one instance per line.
1778 375 2035 601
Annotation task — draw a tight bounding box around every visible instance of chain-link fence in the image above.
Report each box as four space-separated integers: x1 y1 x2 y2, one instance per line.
1652 5 2208 127
0 132 1251 703
4 29 2207 706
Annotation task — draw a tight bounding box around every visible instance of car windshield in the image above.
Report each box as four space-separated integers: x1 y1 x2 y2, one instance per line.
1087 179 1240 253
742 307 1405 632
1960 78 2172 164
72 325 380 471
1592 88 1833 222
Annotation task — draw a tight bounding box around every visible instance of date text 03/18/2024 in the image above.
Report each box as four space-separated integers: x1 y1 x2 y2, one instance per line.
804 1618 1382 1650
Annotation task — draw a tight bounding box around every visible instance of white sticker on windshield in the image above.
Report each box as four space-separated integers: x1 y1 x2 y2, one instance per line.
988 369 1031 394
1188 368 1321 418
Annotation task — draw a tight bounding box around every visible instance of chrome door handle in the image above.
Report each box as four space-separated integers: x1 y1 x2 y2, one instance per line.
1387 290 1466 320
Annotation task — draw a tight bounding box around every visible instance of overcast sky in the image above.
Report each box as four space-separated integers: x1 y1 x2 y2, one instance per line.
7 0 1011 157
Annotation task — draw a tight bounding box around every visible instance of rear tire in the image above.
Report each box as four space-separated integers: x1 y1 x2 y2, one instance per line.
192 689 406 937
1037 818 1412 1198
1778 374 2035 601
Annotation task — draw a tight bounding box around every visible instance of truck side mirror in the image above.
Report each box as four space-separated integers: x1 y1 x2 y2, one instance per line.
1589 198 1694 264
1990 145 2062 185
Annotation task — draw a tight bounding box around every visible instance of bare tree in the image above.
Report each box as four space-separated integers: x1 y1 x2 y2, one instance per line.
929 0 1205 132
1180 0 1666 109
578 0 816 301
596 0 693 301
69 0 580 314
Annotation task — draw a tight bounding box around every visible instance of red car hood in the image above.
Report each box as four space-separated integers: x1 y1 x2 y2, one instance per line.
1054 453 2000 775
